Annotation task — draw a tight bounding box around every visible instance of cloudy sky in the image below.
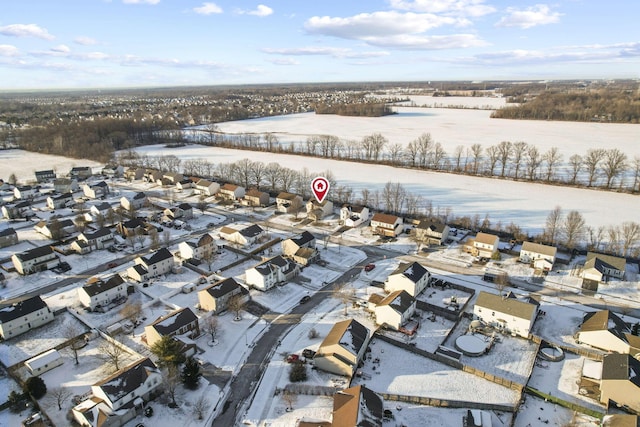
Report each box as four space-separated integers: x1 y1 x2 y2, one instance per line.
1 0 638 89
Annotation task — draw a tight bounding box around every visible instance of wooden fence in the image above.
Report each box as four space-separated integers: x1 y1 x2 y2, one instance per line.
380 392 517 413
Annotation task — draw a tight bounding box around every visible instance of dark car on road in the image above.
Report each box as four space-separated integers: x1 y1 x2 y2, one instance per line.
299 295 311 304
364 263 376 272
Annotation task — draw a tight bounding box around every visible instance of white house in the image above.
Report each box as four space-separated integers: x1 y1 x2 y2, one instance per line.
127 248 175 282
276 192 303 213
520 241 557 271
385 262 430 297
2 200 32 219
194 179 220 196
582 252 626 283
34 219 76 239
313 319 371 377
144 307 200 356
101 164 124 177
178 233 216 260
575 310 640 355
340 205 369 227
35 169 56 183
82 181 109 199
415 219 450 246
374 290 416 331
0 296 54 340
332 385 384 427
242 188 269 207
12 245 59 275
162 171 183 185
14 185 37 200
219 183 245 200
25 349 63 375
120 192 147 211
370 213 403 237
0 227 18 248
163 203 193 221
124 167 145 181
176 178 194 191
464 232 500 258
281 231 318 266
219 224 264 247
47 192 74 210
76 228 114 251
245 255 299 291
70 166 93 180
73 358 162 427
53 178 79 194
599 354 640 413
78 274 127 312
306 198 334 221
473 291 539 338
198 277 250 313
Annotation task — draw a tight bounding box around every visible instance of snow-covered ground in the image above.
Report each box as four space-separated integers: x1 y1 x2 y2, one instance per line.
514 394 600 427
0 150 104 183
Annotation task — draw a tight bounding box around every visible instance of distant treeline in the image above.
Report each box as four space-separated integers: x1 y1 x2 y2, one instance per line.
315 102 395 117
492 90 640 123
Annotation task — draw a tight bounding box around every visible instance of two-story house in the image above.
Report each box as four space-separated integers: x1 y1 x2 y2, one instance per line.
242 188 269 207
161 172 183 186
198 277 250 314
116 218 146 237
276 192 303 214
464 232 500 258
14 185 37 200
245 255 299 291
219 224 264 247
520 241 557 271
339 205 370 228
12 245 59 275
53 178 79 194
374 290 416 331
73 228 114 252
34 219 76 239
178 233 216 261
219 183 245 201
0 227 18 248
194 179 220 196
35 169 56 183
120 192 147 212
582 252 626 283
385 262 430 297
306 198 334 222
332 385 384 427
46 192 74 210
415 219 450 246
78 274 127 312
163 203 193 221
370 213 403 237
314 319 371 377
600 353 640 413
281 231 318 266
124 167 145 181
82 181 109 199
2 200 32 219
0 296 54 339
72 358 162 427
144 307 200 356
126 248 175 282
473 291 539 338
575 310 640 355
101 164 124 178
70 166 93 180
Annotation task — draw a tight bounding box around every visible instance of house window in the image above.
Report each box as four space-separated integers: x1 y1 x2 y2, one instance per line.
491 312 495 316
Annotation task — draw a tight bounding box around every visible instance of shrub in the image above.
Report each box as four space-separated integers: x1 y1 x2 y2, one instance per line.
289 362 307 382
24 376 47 399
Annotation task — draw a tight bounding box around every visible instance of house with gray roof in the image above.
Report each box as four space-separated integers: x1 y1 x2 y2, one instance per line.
245 255 299 291
473 291 539 338
0 296 54 339
0 227 18 248
144 307 200 356
12 245 58 275
78 274 126 311
219 223 264 247
374 290 416 331
520 241 557 271
600 353 640 412
46 192 74 210
198 277 250 314
127 248 174 282
415 219 450 245
576 310 640 355
314 318 371 377
385 261 430 297
281 231 319 266
582 252 626 283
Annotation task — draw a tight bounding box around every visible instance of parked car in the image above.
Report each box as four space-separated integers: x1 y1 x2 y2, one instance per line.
364 263 376 272
299 295 311 304
107 262 117 268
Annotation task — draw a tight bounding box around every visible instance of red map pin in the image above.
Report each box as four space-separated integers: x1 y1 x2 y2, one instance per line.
311 177 330 203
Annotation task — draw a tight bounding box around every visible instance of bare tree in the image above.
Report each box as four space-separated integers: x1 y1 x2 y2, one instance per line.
511 142 528 179
193 394 209 420
388 143 405 164
602 148 628 188
620 221 640 257
120 300 143 324
62 323 84 365
382 181 406 215
584 148 605 187
432 142 447 170
250 161 266 189
542 147 563 181
494 272 510 296
163 364 180 407
203 315 219 343
562 210 586 250
453 145 466 172
485 145 500 176
469 144 483 175
197 195 209 214
98 339 127 372
264 162 282 191
149 229 160 250
231 158 253 188
47 387 73 411
227 294 245 320
544 206 563 245
631 156 640 193
134 228 146 249
162 229 172 246
497 140 513 177
8 173 17 186
526 146 542 180
126 231 137 249
201 249 216 271
282 389 297 411
586 225 606 252
334 284 355 316
567 154 583 184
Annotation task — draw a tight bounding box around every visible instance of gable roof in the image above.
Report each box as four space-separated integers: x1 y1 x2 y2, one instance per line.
252 255 295 276
416 219 447 233
81 274 125 297
0 296 49 324
177 202 192 210
94 358 159 404
332 385 383 427
585 252 626 273
521 241 557 257
197 233 214 247
320 319 369 356
14 245 54 262
148 307 198 336
580 310 640 348
239 224 264 237
289 231 315 247
203 277 247 298
0 227 17 237
221 183 239 191
378 290 414 313
141 248 173 266
475 291 538 320
390 262 429 284
601 353 640 388
81 228 113 240
371 213 399 225
245 188 267 198
475 232 499 246
277 192 299 201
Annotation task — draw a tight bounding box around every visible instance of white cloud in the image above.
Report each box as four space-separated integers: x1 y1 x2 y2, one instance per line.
262 46 390 58
366 33 487 49
51 44 71 53
388 0 496 17
305 11 460 39
0 44 20 57
267 57 300 65
122 0 160 4
74 36 97 45
0 24 54 40
193 2 223 15
496 4 562 29
237 4 273 17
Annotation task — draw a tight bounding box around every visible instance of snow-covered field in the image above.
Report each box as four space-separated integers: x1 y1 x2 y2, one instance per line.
0 150 104 183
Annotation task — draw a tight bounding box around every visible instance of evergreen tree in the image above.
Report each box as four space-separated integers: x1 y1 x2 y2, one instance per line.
24 376 47 399
150 336 186 367
181 357 202 390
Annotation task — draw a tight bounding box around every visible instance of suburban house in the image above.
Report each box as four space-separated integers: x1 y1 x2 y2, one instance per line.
176 178 194 191
78 274 127 312
120 192 147 211
101 164 124 177
53 178 79 193
34 219 76 239
314 319 371 377
473 291 539 338
14 185 37 200
126 248 175 282
600 353 640 412
601 415 639 427
374 290 416 331
89 202 113 219
70 166 93 180
0 296 54 340
72 358 162 427
520 241 557 271
25 349 63 375
161 171 183 185
276 192 303 213
306 198 334 221
12 245 58 275
242 188 269 207
46 192 74 210
370 213 403 237
331 385 384 427
339 205 370 228
163 202 193 221
83 181 110 199
144 169 163 183
194 179 220 196
385 262 431 297
75 228 114 251
124 167 145 181
116 218 146 237
198 277 250 314
35 169 56 183
575 310 640 355
2 200 32 220
0 227 18 248
464 232 500 258
178 233 216 261
415 219 450 246
219 183 245 201
281 231 319 266
582 252 626 283
219 224 265 247
144 307 200 356
245 255 300 291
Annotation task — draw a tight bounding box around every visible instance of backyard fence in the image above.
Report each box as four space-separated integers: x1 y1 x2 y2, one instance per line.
524 386 604 419
380 392 517 413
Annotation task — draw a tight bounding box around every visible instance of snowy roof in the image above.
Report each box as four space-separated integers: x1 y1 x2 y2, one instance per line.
148 307 198 336
390 262 429 284
81 274 125 297
25 349 61 371
321 319 369 357
332 385 383 427
290 231 315 247
94 358 159 404
239 224 264 237
253 255 291 276
13 245 54 261
521 241 557 257
378 290 414 313
585 252 626 273
416 219 447 233
81 228 113 240
475 291 538 321
141 248 173 266
51 192 73 201
0 296 49 324
203 277 247 298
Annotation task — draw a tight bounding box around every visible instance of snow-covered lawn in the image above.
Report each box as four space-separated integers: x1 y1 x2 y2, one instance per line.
531 298 598 352
514 395 600 427
386 403 512 427
383 313 455 353
0 150 103 183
